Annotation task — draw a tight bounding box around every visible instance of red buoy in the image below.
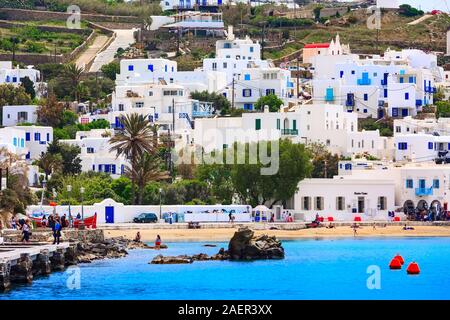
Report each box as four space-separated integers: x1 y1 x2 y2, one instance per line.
394 254 404 265
389 258 402 269
407 262 420 275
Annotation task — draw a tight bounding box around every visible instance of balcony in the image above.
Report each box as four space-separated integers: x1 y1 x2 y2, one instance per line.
281 129 298 135
415 187 433 196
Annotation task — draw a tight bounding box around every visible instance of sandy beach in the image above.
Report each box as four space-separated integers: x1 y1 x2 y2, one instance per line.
104 225 450 242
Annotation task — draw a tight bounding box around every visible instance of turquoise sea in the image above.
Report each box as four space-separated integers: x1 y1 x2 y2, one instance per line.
1 237 450 300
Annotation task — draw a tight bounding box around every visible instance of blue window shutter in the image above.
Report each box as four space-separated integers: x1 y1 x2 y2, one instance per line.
340 71 344 78
46 133 50 141
405 93 409 100
384 89 388 98
25 132 30 141
400 77 404 83
92 165 95 171
364 94 368 101
148 64 153 71
428 142 433 150
128 65 134 71
165 65 168 72
244 74 250 80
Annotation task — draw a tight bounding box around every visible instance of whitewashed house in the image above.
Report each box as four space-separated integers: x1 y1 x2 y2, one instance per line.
312 48 441 118
160 0 227 11
150 11 224 36
59 129 128 179
13 125 53 160
0 127 27 156
0 61 40 86
2 105 38 126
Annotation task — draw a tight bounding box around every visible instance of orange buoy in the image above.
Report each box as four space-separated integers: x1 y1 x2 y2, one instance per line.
389 258 402 269
394 254 404 265
407 262 420 275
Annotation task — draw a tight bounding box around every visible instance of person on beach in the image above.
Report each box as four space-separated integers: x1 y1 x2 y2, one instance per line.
48 215 55 230
21 220 31 243
134 232 141 243
372 223 376 231
10 217 16 229
53 218 62 245
41 215 47 227
155 235 162 249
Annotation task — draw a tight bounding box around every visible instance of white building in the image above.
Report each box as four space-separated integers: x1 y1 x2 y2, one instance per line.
59 129 128 179
302 34 350 64
2 105 38 126
0 61 40 86
13 125 53 160
193 103 389 159
202 27 269 84
312 48 441 118
0 127 27 156
150 11 224 36
160 0 227 11
294 162 450 221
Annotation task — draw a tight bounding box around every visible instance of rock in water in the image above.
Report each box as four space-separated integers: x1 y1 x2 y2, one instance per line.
150 254 193 264
228 227 284 260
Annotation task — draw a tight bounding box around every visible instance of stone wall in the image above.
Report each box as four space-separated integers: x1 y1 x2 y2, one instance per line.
1 229 105 243
0 20 89 35
0 8 141 23
0 53 64 64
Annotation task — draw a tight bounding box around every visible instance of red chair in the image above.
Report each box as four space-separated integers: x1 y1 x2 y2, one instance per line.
354 216 362 222
327 217 334 222
394 216 400 222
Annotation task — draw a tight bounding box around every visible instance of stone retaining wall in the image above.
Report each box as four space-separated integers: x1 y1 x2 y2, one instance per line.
1 229 105 243
0 7 141 23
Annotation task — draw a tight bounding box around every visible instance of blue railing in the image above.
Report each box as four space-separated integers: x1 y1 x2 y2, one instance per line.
415 187 433 196
192 111 213 118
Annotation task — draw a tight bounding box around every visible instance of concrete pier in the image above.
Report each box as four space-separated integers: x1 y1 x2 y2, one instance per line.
0 243 71 291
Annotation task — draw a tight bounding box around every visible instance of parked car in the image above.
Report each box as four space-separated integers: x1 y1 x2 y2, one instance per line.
133 213 158 223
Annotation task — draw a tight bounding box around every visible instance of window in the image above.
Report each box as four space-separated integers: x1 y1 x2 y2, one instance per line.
336 197 345 211
255 119 261 130
314 197 324 210
128 65 134 71
384 89 388 98
148 64 153 71
406 179 413 189
378 197 387 210
250 46 254 53
244 103 253 110
364 93 368 101
276 119 280 130
118 104 124 111
398 142 408 150
433 179 440 189
135 102 144 108
351 70 355 75
223 62 227 69
148 91 153 97
405 92 409 100
46 133 50 142
244 74 250 81
164 65 168 72
87 147 94 154
302 197 311 210
34 132 40 141
242 89 252 97
396 126 401 133
13 137 17 146
25 132 30 141
266 89 275 95
212 62 217 70
428 142 434 150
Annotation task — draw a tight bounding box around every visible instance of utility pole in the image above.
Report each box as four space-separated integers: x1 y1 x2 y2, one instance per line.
172 98 175 136
231 77 235 110
296 55 300 99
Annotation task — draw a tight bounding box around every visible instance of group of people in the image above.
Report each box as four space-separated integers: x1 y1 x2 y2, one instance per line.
41 214 64 244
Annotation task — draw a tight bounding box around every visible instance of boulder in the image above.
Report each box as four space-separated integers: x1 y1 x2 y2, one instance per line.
150 254 193 264
228 227 284 260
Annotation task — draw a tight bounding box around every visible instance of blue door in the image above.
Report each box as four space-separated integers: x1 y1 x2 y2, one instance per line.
419 179 426 189
402 108 408 117
105 206 114 223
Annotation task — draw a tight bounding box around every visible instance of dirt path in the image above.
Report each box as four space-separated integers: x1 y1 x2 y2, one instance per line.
408 14 433 25
75 34 110 71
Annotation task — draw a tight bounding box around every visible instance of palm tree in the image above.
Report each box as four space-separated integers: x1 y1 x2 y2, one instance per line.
37 152 62 180
126 153 170 205
109 113 158 204
64 63 84 102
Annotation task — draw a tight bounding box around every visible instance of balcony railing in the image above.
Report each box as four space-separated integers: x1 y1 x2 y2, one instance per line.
281 129 298 135
415 187 433 196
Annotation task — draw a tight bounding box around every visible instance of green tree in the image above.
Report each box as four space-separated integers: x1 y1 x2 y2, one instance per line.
101 61 120 81
0 84 32 124
195 163 234 204
190 90 231 114
125 152 169 205
313 5 323 21
36 94 65 127
307 143 339 178
436 101 450 118
47 141 82 175
63 63 84 101
37 152 63 180
109 114 158 204
254 94 284 112
20 76 36 99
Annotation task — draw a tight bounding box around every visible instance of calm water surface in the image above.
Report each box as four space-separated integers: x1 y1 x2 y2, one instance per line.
1 237 450 300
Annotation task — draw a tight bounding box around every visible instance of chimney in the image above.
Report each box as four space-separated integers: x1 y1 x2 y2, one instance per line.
227 25 235 41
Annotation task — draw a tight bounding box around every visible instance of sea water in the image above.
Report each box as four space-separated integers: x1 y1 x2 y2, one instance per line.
1 237 450 300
